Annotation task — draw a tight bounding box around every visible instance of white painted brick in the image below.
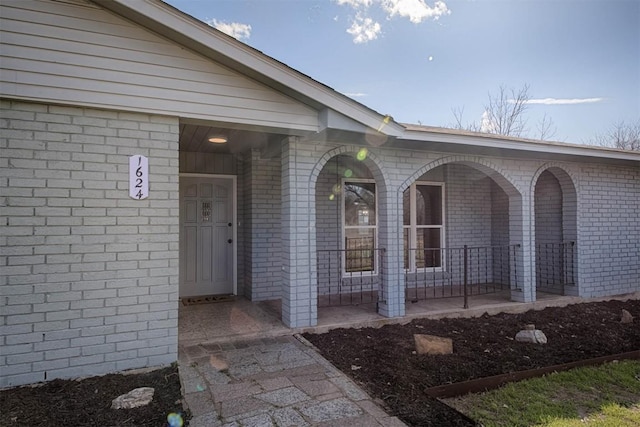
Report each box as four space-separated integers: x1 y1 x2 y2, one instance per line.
2 343 34 355
34 321 70 332
69 317 103 329
116 340 148 351
117 304 149 315
2 363 33 376
7 313 46 325
2 305 32 316
6 332 44 345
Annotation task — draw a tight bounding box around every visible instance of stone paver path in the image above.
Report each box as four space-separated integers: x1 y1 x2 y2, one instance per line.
179 335 406 426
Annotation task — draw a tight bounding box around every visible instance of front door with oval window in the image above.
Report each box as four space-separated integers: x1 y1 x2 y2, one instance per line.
179 177 234 297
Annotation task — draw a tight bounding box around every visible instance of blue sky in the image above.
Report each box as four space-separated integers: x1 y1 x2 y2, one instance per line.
165 0 639 144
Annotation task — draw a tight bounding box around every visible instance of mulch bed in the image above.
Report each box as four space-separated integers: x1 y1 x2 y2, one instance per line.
1 364 187 427
303 299 640 427
2 300 638 427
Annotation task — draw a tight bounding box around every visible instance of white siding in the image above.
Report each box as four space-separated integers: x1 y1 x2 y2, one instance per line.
0 0 318 131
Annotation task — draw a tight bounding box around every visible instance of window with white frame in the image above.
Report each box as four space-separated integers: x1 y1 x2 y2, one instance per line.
403 182 445 270
343 180 376 273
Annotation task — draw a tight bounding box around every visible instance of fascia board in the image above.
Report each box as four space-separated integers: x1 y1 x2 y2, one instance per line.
400 130 640 163
91 0 404 137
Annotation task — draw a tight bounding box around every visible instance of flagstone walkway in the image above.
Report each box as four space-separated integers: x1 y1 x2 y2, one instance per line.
179 335 406 426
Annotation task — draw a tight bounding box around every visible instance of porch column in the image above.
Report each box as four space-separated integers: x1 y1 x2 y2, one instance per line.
510 193 535 302
377 185 405 318
281 137 317 327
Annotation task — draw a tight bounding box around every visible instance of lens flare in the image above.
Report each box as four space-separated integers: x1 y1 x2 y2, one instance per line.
356 148 368 161
167 412 184 427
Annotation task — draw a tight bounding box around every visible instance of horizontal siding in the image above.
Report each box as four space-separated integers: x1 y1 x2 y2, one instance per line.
0 0 318 131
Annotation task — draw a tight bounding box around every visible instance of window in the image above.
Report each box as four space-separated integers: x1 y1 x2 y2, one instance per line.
343 180 376 273
403 182 445 270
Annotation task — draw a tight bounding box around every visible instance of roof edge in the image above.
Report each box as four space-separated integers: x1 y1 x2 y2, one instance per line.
401 126 640 162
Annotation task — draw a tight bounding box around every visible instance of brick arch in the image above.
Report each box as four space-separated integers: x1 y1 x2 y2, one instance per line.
309 145 389 192
399 155 523 197
531 163 578 196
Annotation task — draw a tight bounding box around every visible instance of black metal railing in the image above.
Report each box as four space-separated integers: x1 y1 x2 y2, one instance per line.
405 244 521 308
536 241 576 295
317 247 385 307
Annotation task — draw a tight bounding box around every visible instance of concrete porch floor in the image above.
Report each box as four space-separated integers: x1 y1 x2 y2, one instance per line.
178 290 639 348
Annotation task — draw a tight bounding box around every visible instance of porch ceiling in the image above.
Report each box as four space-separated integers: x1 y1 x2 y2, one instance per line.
179 123 288 154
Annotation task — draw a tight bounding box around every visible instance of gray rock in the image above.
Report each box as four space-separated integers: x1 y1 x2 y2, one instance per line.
515 328 547 344
621 309 634 324
111 387 154 409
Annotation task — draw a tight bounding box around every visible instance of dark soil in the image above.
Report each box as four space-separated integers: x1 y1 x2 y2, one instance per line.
303 299 640 427
1 364 187 427
2 301 638 427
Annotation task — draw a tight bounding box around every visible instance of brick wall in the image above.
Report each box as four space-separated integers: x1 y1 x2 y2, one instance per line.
243 149 282 301
446 164 493 248
578 163 640 296
0 100 179 387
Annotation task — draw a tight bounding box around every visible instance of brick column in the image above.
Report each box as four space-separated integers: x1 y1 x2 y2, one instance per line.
376 186 405 318
280 137 316 327
510 193 535 303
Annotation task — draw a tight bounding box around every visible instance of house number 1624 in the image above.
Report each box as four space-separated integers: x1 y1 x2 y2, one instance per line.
129 155 149 200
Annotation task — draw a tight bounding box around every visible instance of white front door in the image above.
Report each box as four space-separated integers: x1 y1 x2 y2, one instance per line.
179 176 235 297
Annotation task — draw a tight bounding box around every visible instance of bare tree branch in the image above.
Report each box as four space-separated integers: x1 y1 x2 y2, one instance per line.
450 84 533 138
484 84 530 137
536 113 557 141
451 106 466 130
590 120 640 151
450 106 481 132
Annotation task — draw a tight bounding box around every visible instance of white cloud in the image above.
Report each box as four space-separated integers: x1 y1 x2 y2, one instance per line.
337 0 374 7
523 97 604 105
480 110 497 133
344 92 368 98
347 14 382 43
206 19 252 41
381 0 450 23
336 0 450 43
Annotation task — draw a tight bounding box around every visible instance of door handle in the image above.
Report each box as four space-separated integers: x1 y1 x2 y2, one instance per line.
228 239 233 244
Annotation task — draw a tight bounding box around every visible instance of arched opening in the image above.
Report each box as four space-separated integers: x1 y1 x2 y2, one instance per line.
402 160 526 306
534 167 578 296
314 153 387 308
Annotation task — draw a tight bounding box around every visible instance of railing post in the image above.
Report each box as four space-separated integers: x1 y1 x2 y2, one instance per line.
377 248 385 307
463 244 469 309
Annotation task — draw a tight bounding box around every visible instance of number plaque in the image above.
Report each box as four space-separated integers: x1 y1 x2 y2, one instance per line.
129 155 149 200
